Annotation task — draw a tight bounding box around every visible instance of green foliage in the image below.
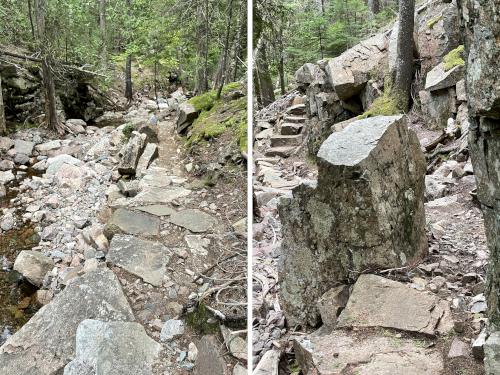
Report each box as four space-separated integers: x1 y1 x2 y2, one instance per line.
122 123 135 140
443 45 465 71
358 94 400 119
186 83 246 151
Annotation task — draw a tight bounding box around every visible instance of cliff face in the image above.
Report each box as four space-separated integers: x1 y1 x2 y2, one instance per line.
459 0 500 328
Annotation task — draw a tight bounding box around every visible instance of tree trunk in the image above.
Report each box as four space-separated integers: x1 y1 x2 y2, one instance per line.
255 39 275 107
278 26 286 95
231 0 245 82
124 0 133 102
34 0 63 134
195 1 209 93
99 0 107 68
368 0 381 14
27 0 35 38
125 54 133 102
216 0 234 99
0 75 6 135
392 0 415 112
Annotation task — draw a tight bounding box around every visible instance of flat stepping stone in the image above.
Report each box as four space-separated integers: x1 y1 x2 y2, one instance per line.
107 208 160 236
136 204 176 216
295 329 444 374
284 116 307 124
270 134 302 147
286 104 306 116
337 274 453 336
281 123 303 135
0 269 134 375
107 235 170 286
265 146 296 158
132 186 191 204
64 319 161 375
169 209 217 233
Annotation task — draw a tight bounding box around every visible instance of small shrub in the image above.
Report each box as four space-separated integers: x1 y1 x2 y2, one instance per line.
122 123 135 140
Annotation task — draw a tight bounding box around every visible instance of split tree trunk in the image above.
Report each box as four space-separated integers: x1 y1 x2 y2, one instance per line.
392 0 415 112
34 0 63 134
0 75 6 135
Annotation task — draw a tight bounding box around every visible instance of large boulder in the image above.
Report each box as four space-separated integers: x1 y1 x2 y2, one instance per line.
419 88 457 129
324 33 388 101
0 268 134 375
63 319 161 375
460 0 500 330
424 63 463 92
176 102 199 134
278 115 427 326
118 131 146 175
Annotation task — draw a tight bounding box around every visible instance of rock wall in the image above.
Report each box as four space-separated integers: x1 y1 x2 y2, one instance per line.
278 115 427 326
459 0 500 332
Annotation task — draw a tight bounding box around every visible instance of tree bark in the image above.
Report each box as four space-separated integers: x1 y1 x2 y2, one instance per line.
368 0 381 14
278 25 286 95
124 0 133 102
99 0 107 68
0 75 6 135
28 0 35 38
255 39 275 107
34 0 63 134
231 0 245 82
195 0 209 93
392 0 415 112
216 0 234 99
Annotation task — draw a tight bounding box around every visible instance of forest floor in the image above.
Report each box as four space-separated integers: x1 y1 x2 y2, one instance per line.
0 96 247 373
252 96 488 374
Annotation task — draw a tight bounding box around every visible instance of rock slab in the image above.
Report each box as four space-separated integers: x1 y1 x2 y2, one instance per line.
278 115 428 326
106 208 160 237
169 209 217 233
63 319 161 375
0 268 134 375
107 235 169 286
13 250 54 287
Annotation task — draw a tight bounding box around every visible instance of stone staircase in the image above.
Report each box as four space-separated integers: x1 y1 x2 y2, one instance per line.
265 103 307 158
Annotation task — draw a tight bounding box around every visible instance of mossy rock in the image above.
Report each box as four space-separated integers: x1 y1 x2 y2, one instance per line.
357 94 400 119
427 15 442 29
443 45 465 71
185 303 220 335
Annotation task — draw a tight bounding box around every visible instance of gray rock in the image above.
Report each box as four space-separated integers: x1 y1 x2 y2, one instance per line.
176 102 199 134
132 186 191 205
106 208 160 237
221 326 247 361
0 137 14 152
35 140 62 155
14 139 35 155
253 349 280 375
485 330 500 375
295 63 325 89
46 154 82 175
13 250 54 287
0 160 14 171
0 170 15 184
447 337 469 358
0 268 134 375
279 116 427 326
294 329 444 374
136 204 176 217
160 319 184 342
169 209 218 233
425 63 463 92
456 79 466 102
107 235 169 286
14 153 29 165
63 319 161 375
324 33 387 100
136 143 159 177
337 274 453 336
66 119 87 128
461 0 500 326
118 131 146 175
419 88 456 129
194 336 227 375
117 179 140 197
0 184 5 198
316 285 350 328
472 329 487 360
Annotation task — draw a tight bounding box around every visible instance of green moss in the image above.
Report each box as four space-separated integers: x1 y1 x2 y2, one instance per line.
187 82 243 112
357 93 400 119
122 123 135 140
185 303 220 334
443 45 465 71
427 15 442 29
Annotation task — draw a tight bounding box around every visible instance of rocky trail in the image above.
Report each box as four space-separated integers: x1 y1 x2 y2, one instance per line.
0 93 247 374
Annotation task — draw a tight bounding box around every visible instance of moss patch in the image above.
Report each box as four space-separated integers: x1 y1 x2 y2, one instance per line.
186 88 247 152
427 15 442 29
122 123 135 140
357 93 400 119
443 45 465 71
187 82 243 112
185 303 220 335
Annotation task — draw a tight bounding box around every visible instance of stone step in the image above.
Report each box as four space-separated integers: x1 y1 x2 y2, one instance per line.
286 104 306 116
270 134 303 148
281 123 303 135
265 146 296 158
284 115 307 124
